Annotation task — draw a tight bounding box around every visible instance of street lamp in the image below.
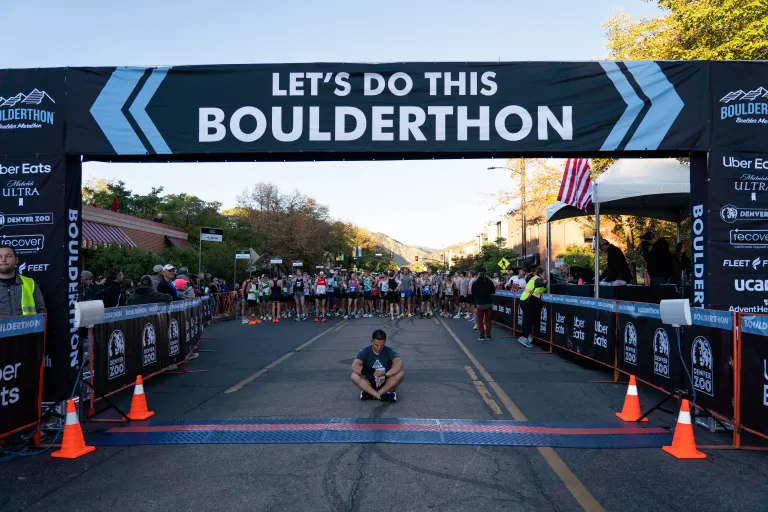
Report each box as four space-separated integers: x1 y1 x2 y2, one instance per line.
488 163 527 263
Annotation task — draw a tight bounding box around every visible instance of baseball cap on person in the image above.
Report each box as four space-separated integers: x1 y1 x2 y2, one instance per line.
153 264 164 273
163 264 176 271
82 270 93 280
139 275 153 286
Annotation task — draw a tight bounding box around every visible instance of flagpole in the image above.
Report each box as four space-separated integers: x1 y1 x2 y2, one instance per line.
593 196 600 299
546 221 551 294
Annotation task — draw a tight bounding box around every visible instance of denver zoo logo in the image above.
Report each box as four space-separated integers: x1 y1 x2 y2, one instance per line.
539 306 548 333
653 328 670 378
692 336 714 397
142 323 157 367
107 329 126 380
0 89 56 130
168 319 180 356
623 322 637 366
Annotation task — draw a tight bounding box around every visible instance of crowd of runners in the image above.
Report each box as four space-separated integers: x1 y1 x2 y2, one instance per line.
236 266 537 329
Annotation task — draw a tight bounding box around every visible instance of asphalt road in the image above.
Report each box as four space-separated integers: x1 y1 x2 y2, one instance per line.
2 314 767 512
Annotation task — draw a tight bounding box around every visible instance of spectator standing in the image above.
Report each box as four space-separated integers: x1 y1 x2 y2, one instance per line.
157 264 181 300
95 269 125 308
151 264 164 290
472 267 496 342
0 247 46 316
127 275 173 305
80 270 95 302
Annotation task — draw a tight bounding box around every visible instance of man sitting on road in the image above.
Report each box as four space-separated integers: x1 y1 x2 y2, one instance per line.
351 329 404 402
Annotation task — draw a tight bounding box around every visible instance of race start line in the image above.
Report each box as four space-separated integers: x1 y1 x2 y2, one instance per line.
90 418 671 448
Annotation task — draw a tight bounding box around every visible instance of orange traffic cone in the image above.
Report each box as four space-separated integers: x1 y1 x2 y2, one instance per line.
127 376 155 421
615 375 648 422
662 399 706 459
51 400 95 459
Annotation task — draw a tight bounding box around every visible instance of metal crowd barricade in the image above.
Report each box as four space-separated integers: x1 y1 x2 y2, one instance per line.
491 292 768 449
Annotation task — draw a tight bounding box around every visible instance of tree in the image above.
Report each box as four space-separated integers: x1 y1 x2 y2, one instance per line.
494 158 565 225
604 1 768 60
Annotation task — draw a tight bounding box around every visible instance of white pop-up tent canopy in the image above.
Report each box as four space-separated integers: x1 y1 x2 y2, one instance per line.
546 159 690 223
544 159 690 297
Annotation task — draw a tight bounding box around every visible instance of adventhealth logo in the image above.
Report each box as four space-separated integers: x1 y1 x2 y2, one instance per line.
719 87 768 123
0 89 56 128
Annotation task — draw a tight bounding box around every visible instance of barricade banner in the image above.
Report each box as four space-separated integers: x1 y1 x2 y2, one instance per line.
683 309 734 419
617 302 681 392
515 294 524 334
200 295 213 324
493 291 514 328
0 314 45 438
93 300 202 395
548 295 616 367
537 298 551 341
739 315 768 435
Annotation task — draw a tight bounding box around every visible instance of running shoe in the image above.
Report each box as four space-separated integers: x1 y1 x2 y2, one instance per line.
322 318 327 323
360 390 372 401
478 336 486 341
473 325 478 330
314 317 319 323
518 337 534 348
467 317 474 323
453 314 460 319
302 316 307 321
241 318 248 325
295 317 301 322
275 318 280 323
380 391 397 402
344 315 349 319
486 334 492 340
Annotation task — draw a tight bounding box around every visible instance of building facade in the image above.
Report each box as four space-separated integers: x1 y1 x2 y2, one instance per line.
82 205 191 251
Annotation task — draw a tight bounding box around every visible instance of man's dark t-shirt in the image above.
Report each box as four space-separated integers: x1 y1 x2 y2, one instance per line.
356 346 399 376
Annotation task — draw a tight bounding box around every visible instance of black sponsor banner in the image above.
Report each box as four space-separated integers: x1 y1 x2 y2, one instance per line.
681 309 734 419
690 154 708 308
706 151 768 313
537 300 551 341
93 317 137 394
201 296 213 324
492 292 514 329
0 315 45 437
91 300 202 394
0 156 82 401
711 61 768 152
617 302 681 392
740 315 768 436
0 68 66 156
549 295 616 367
65 62 708 157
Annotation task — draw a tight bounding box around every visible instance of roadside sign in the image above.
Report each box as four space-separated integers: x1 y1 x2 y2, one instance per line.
235 250 250 260
293 260 303 267
270 257 283 264
316 264 324 269
498 257 510 270
200 227 223 242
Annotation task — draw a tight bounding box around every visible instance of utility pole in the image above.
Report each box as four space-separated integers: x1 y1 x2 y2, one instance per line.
488 159 528 264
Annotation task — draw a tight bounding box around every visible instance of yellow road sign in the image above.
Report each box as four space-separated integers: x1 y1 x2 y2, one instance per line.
498 257 510 270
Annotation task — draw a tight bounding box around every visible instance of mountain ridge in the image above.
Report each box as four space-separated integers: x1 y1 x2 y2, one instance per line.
369 232 475 267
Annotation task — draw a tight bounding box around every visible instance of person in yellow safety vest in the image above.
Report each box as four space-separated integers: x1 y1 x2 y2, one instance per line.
0 246 46 317
518 265 547 348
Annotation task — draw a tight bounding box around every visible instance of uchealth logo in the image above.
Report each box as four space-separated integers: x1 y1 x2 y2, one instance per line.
734 278 768 292
168 319 180 356
653 328 670 378
719 88 768 124
623 322 637 366
142 323 157 366
0 90 56 130
107 330 126 380
691 336 714 397
0 234 44 254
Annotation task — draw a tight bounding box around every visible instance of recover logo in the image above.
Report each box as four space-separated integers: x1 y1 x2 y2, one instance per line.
0 234 44 254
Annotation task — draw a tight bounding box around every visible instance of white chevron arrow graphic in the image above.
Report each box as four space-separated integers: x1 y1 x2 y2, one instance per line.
90 67 173 155
599 61 644 151
623 61 684 150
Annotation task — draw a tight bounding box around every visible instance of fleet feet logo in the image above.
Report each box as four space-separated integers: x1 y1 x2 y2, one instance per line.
0 89 56 130
719 87 768 124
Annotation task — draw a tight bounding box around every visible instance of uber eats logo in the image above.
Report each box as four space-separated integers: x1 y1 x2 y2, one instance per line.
0 362 22 406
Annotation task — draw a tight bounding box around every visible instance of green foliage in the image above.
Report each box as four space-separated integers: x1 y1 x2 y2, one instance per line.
475 244 519 274
85 245 199 282
556 244 594 270
604 0 768 60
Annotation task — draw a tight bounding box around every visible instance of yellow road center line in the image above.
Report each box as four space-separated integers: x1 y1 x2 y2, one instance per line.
224 321 347 394
464 365 502 415
439 317 605 512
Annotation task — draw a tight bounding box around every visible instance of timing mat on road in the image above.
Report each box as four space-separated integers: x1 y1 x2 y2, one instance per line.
90 418 671 448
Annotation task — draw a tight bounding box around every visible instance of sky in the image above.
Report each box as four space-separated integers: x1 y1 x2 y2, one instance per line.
3 0 663 249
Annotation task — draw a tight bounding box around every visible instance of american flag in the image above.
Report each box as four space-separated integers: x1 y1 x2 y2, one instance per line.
557 158 593 210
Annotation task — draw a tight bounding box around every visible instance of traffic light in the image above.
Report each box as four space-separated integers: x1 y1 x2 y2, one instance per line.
415 256 419 261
